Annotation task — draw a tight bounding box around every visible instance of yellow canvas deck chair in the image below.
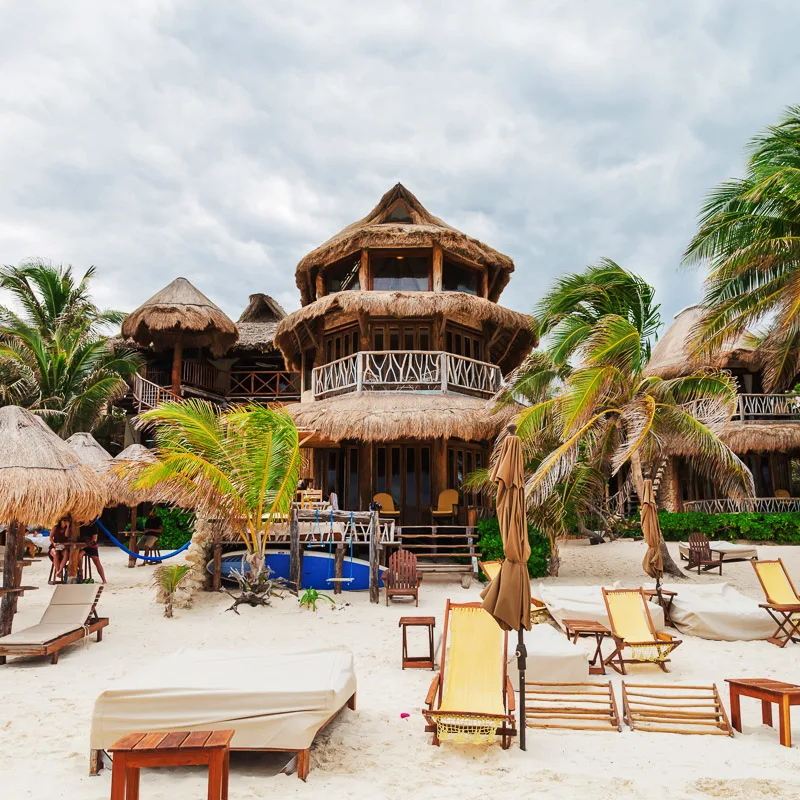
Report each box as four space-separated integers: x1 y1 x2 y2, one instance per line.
601 588 681 674
479 560 550 624
423 601 516 748
753 559 800 647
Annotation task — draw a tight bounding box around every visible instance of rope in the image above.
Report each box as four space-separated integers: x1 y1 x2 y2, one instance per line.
93 518 191 563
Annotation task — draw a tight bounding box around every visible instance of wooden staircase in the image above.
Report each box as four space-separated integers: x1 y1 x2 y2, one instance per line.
395 526 480 586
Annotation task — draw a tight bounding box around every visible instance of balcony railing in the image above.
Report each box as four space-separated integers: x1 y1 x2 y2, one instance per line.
132 373 178 412
733 393 800 421
311 351 502 400
684 497 800 513
228 370 301 401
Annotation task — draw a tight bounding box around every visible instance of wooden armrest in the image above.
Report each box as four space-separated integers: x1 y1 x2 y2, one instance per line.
425 674 440 707
655 631 675 642
506 676 516 712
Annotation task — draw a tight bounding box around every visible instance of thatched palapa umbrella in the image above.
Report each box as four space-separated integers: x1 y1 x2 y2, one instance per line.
121 277 238 396
66 432 113 474
481 423 531 750
0 407 105 636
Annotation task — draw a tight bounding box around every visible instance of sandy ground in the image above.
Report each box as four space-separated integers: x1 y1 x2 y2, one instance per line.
2 539 800 800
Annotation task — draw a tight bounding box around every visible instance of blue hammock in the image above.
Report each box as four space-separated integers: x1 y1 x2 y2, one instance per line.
94 518 192 563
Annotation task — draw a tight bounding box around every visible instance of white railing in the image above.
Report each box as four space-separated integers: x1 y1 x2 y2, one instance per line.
132 373 178 412
733 393 800 421
269 510 396 544
312 351 502 399
684 497 800 513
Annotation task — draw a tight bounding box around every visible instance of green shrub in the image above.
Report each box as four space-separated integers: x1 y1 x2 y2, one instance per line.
154 507 195 550
477 517 551 578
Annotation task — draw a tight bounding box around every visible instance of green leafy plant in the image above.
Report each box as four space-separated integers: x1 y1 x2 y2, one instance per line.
299 587 335 612
152 563 192 618
477 517 551 579
154 507 195 550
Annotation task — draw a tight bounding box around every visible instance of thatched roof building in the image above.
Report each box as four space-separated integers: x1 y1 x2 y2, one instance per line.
104 443 159 508
66 432 113 474
295 183 515 305
644 305 759 379
122 277 238 356
232 293 287 354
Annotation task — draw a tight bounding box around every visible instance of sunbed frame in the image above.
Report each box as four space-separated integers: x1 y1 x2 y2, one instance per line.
423 600 516 748
753 559 800 648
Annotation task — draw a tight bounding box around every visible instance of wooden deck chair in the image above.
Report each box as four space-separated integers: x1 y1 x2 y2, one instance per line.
601 588 681 674
373 493 400 519
423 601 516 748
752 559 800 647
385 550 422 606
430 489 459 524
0 584 108 665
479 559 550 624
686 533 723 575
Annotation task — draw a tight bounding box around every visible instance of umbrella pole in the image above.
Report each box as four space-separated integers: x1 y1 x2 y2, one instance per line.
516 628 527 750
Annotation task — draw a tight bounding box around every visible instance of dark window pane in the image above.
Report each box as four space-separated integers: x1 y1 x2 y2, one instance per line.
457 450 464 502
391 448 401 507
386 201 413 223
447 449 454 493
404 329 414 350
326 341 332 362
372 255 429 291
353 332 359 353
421 448 431 507
326 256 361 294
377 448 386 492
419 328 429 351
389 329 400 350
446 332 452 352
335 338 341 361
348 448 359 509
327 451 338 495
442 259 479 295
464 337 471 359
406 448 416 505
374 329 384 351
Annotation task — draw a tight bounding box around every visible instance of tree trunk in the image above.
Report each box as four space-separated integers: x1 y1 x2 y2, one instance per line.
0 521 22 637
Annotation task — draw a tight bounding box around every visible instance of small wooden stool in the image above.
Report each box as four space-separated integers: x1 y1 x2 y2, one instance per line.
562 619 613 675
399 616 435 670
727 678 800 747
109 730 234 799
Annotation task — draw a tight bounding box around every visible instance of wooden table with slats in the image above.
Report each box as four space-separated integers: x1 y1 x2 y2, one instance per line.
726 678 800 747
108 730 234 799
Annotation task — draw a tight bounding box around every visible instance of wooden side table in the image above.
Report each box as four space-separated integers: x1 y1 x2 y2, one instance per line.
726 678 800 747
562 619 612 675
109 730 234 799
642 588 677 627
399 616 435 670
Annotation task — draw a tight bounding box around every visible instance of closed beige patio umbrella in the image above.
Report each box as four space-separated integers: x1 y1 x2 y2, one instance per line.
641 479 663 581
481 423 531 749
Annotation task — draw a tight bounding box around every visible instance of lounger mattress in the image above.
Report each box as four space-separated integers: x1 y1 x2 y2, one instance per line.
678 541 758 562
508 623 588 689
90 648 356 751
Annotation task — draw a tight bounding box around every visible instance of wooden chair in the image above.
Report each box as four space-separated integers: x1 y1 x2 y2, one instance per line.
423 600 516 748
373 492 400 519
385 550 422 606
430 489 459 524
686 533 723 575
775 489 791 499
478 559 550 624
601 588 681 674
752 559 800 647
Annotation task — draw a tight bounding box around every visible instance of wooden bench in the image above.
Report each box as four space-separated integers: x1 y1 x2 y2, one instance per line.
109 730 234 800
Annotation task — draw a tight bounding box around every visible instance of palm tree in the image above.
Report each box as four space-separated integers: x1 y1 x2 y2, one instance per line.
685 106 800 390
508 314 753 577
126 400 301 577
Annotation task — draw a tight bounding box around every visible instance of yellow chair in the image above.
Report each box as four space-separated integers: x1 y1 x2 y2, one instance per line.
373 493 400 519
775 489 791 499
431 489 459 524
478 559 550 624
753 559 800 647
601 588 681 674
423 601 515 747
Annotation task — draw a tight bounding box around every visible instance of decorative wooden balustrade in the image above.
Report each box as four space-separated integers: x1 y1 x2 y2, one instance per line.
312 351 502 400
131 373 178 412
684 497 800 513
733 393 800 421
181 360 219 392
228 370 301 401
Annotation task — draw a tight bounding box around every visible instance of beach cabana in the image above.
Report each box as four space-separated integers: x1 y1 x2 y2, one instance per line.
66 432 113 474
0 406 105 636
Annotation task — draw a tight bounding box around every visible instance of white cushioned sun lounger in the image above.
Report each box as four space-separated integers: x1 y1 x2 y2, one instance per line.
90 647 357 781
678 541 758 562
508 623 589 688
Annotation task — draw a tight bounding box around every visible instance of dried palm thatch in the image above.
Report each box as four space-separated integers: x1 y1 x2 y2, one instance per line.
104 443 159 508
295 184 515 304
275 290 536 370
66 432 113 474
0 406 105 525
232 293 287 353
121 277 238 356
644 305 760 379
287 392 517 443
721 421 800 454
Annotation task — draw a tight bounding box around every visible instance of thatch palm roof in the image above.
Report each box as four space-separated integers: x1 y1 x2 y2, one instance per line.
721 421 800 454
286 393 516 443
66 432 113 474
644 305 759 379
121 277 238 356
295 184 515 304
275 290 535 372
104 443 159 508
0 406 105 525
233 293 287 353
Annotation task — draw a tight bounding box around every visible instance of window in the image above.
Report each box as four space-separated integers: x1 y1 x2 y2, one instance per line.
372 322 432 351
324 325 359 364
448 443 488 508
385 201 413 223
371 255 430 291
445 325 483 361
325 256 361 294
442 258 479 295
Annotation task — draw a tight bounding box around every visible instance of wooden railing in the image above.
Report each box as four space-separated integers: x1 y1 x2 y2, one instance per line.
684 497 800 513
182 360 219 392
733 393 800 421
132 373 178 412
228 370 301 400
312 351 502 399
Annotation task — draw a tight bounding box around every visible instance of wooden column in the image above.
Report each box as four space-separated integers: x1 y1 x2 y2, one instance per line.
432 244 443 292
359 249 369 291
359 443 373 511
315 272 326 301
289 507 302 592
0 520 22 637
127 506 138 568
67 520 81 582
333 544 345 596
171 334 184 396
369 509 380 604
432 438 448 499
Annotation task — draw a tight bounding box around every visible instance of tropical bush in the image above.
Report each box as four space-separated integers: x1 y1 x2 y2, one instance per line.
154 507 195 550
477 517 551 579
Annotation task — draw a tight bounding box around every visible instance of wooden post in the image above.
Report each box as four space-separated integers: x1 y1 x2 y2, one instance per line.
127 505 138 568
334 544 345 596
315 272 326 301
359 249 369 291
432 243 443 292
67 520 81 582
359 443 373 512
432 438 448 505
369 509 380 604
356 352 364 393
213 543 222 592
289 507 302 592
0 520 22 637
440 352 448 393
171 334 184 397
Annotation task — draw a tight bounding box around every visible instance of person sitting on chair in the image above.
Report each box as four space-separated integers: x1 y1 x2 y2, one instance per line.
81 521 107 584
137 510 163 566
49 518 70 584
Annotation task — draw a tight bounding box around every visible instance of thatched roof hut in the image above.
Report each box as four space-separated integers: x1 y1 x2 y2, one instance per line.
104 443 159 508
66 432 113 474
295 184 515 305
232 293 287 354
644 305 760 379
721 421 800 454
286 393 516 443
0 407 105 526
276 290 536 372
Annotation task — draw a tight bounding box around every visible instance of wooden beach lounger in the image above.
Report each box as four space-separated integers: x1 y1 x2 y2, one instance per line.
479 559 550 623
753 559 800 647
0 584 107 665
423 600 516 747
621 683 732 735
601 588 681 674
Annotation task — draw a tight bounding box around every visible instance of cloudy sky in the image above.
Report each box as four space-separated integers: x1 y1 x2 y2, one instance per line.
1 1 798 332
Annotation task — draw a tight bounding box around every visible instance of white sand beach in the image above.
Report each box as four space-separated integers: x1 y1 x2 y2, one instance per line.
2 540 800 800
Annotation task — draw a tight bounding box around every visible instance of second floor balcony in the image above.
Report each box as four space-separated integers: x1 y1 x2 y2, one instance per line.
311 350 502 400
732 393 800 421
